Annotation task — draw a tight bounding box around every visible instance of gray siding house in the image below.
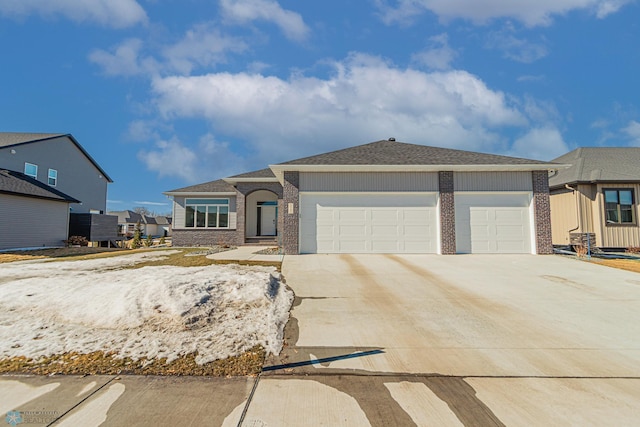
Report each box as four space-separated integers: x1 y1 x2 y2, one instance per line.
166 139 562 255
0 133 116 249
0 169 80 250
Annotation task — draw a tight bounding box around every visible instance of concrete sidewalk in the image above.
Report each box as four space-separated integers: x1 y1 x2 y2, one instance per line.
206 245 284 263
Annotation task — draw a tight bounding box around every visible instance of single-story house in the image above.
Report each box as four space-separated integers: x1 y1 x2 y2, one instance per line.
0 169 80 250
110 210 172 238
165 139 563 255
549 147 640 249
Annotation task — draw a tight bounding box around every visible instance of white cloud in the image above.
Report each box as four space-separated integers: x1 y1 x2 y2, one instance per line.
138 135 247 183
376 0 633 27
220 0 310 41
0 0 147 28
133 201 169 206
162 24 248 75
89 39 159 77
138 138 199 182
90 24 247 77
486 29 548 63
150 53 527 162
411 33 458 70
622 120 640 145
510 126 570 160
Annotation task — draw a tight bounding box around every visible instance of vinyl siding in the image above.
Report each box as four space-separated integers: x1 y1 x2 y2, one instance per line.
172 196 237 230
596 183 640 248
0 194 70 249
454 172 533 191
299 172 439 192
549 188 579 245
0 136 109 213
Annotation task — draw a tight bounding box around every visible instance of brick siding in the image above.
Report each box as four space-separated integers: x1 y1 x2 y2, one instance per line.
532 170 553 254
282 171 300 254
439 171 456 254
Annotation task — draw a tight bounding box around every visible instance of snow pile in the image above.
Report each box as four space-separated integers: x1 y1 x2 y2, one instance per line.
0 255 293 364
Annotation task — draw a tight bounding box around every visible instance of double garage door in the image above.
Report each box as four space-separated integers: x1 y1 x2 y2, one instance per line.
299 192 533 254
300 193 438 253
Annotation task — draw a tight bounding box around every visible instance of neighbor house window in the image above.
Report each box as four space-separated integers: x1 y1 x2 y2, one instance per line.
604 189 635 224
185 199 229 228
48 169 57 186
24 163 37 179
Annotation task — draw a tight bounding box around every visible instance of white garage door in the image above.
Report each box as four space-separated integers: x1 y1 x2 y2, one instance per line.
300 193 438 254
455 193 533 254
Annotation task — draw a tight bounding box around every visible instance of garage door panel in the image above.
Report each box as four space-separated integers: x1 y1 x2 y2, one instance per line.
456 193 533 254
300 193 437 254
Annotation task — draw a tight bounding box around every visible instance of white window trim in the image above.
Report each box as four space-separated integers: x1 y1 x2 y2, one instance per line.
48 168 58 186
185 198 230 229
24 162 38 179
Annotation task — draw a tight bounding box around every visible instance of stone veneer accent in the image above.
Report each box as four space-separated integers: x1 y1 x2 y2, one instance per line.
532 170 553 254
439 171 456 254
172 229 242 247
282 171 300 254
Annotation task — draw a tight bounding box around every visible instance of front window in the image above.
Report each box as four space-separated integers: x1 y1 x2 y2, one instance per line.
604 189 635 224
185 198 229 228
48 169 57 186
24 163 37 179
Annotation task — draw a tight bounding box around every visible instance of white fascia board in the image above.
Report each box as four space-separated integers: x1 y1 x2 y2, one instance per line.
223 177 279 184
162 191 237 197
269 163 570 182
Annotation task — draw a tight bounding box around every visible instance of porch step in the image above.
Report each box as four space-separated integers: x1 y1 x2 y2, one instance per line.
245 237 278 246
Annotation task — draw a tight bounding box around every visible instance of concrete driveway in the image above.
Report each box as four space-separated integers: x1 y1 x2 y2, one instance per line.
253 254 640 426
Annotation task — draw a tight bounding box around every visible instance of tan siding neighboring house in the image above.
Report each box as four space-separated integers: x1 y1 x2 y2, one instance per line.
0 169 79 250
549 148 640 249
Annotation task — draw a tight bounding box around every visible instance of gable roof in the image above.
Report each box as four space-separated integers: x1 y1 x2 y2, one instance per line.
549 147 640 188
276 140 554 166
0 132 113 183
164 178 236 194
108 210 144 223
270 139 564 182
224 168 278 184
0 169 80 203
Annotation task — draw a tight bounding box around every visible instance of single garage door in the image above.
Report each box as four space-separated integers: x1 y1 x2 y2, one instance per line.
455 193 533 254
299 193 438 254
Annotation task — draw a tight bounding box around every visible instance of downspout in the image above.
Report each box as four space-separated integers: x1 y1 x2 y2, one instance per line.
565 184 581 234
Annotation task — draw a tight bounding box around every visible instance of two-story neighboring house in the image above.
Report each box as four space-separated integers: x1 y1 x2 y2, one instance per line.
0 132 116 250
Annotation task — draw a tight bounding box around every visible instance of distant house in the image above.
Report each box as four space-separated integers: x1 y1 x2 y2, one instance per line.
165 139 561 255
0 132 117 249
549 148 640 249
110 210 172 238
0 169 79 250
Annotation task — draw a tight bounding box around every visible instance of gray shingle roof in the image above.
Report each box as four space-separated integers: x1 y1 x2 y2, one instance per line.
549 147 640 188
0 132 113 183
108 210 144 223
277 140 553 166
0 132 64 147
0 169 80 202
165 179 236 193
227 168 276 179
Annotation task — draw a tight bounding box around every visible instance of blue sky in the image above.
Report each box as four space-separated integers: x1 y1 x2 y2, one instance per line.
1 0 639 214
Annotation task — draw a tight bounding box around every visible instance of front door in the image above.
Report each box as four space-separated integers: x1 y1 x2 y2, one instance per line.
258 202 277 236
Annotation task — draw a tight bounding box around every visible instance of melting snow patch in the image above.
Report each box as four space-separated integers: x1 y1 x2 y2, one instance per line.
0 255 293 364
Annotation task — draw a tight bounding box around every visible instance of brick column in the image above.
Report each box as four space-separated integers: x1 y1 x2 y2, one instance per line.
283 171 300 254
532 170 553 254
236 191 245 244
439 171 456 254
